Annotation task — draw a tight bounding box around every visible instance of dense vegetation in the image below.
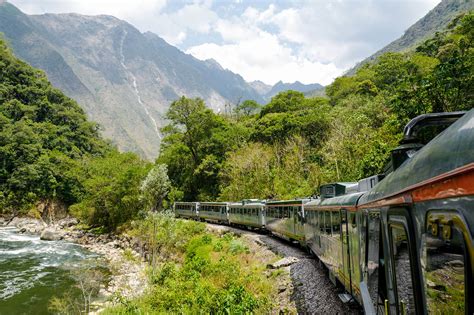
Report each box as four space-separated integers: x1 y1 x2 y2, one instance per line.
160 12 473 202
0 38 161 231
103 213 275 314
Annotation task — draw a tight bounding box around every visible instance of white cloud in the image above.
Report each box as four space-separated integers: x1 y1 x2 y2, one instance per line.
187 26 343 85
10 0 167 20
269 0 442 68
142 3 218 45
9 0 442 85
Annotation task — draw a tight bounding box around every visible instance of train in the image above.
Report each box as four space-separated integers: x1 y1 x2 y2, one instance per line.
174 109 474 315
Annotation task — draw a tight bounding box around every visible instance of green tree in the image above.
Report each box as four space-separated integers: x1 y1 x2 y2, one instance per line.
140 164 171 212
235 99 261 116
158 96 249 201
70 151 151 230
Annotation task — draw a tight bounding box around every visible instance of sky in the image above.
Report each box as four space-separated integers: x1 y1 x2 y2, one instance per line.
9 0 441 86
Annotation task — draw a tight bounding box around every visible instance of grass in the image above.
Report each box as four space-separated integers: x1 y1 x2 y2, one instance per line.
426 265 465 314
102 212 275 314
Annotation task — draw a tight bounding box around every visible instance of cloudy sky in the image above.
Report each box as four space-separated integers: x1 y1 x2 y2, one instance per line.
10 0 441 85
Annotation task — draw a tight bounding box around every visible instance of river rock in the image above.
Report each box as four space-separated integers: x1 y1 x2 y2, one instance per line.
40 228 63 241
58 217 79 228
9 217 47 234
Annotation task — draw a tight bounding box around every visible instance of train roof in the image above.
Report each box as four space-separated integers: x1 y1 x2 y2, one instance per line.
306 193 363 208
175 201 199 205
229 202 265 208
360 109 474 204
266 199 312 205
199 201 229 205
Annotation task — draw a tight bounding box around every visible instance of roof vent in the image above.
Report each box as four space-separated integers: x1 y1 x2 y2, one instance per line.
358 174 384 192
320 182 358 199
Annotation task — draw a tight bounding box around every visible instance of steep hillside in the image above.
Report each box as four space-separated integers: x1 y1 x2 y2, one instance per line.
0 37 110 212
0 2 264 159
249 80 272 96
348 0 474 74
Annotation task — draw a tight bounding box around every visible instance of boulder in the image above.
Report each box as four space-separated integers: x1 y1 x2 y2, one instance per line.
267 257 299 269
40 228 63 241
58 217 79 228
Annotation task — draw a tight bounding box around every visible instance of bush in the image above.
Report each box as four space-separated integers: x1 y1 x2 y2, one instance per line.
103 214 272 314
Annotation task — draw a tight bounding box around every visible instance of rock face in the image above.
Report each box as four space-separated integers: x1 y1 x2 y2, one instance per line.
0 2 264 159
40 228 63 241
348 0 474 74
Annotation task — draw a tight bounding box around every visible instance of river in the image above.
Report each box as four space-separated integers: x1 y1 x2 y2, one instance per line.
0 226 99 314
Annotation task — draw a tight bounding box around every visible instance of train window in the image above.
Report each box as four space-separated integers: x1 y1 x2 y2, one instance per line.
331 212 340 234
367 212 382 311
319 211 324 232
390 224 416 314
422 217 468 314
325 211 331 235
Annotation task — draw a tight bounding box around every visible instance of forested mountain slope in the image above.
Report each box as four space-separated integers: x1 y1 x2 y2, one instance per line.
348 0 474 74
0 36 155 230
0 2 263 159
0 38 108 212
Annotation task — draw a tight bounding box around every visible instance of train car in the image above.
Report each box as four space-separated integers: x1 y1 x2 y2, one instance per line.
304 190 365 303
198 202 229 224
228 200 265 229
265 199 310 244
356 110 474 314
174 201 199 219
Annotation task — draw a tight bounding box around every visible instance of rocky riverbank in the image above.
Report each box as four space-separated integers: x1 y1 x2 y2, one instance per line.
0 216 148 312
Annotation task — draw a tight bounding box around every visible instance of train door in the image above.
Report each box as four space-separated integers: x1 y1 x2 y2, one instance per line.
295 205 304 239
348 211 361 301
387 209 421 315
340 209 352 294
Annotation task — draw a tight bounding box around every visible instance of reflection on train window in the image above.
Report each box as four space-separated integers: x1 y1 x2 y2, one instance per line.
367 212 381 310
319 212 324 232
331 211 340 234
325 211 331 235
422 224 466 314
390 225 415 314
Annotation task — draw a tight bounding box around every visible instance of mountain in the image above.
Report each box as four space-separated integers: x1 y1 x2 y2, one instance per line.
348 0 474 75
260 81 324 101
0 2 264 159
249 80 272 96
